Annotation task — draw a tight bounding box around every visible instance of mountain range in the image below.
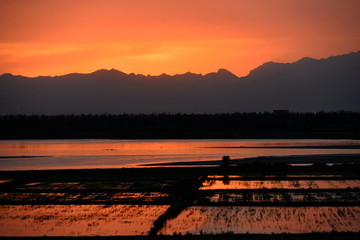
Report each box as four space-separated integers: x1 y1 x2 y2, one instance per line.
1 51 359 114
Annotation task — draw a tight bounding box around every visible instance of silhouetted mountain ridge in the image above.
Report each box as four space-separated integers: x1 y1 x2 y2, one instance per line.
248 51 360 78
1 51 359 114
0 68 239 81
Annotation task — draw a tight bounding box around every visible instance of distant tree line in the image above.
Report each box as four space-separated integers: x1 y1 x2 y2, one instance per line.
0 111 359 139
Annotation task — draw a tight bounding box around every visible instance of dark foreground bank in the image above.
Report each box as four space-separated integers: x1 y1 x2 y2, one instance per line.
1 233 360 240
1 111 360 139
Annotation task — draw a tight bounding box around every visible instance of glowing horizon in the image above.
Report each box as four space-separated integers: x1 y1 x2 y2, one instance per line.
1 0 359 77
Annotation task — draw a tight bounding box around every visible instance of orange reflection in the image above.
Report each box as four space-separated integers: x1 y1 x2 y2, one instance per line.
2 139 360 170
0 205 169 236
160 206 360 235
200 180 360 190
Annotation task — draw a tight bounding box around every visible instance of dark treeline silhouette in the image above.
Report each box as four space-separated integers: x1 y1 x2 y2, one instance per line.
1 111 359 139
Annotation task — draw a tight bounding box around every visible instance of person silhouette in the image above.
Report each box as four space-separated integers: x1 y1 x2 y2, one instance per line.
221 155 230 167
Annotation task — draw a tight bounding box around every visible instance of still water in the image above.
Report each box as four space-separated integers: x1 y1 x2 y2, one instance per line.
1 205 359 236
0 139 360 170
159 206 360 235
0 205 169 236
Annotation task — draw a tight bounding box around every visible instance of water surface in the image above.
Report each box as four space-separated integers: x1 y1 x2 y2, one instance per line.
159 206 360 235
0 205 169 236
1 139 360 170
201 180 360 190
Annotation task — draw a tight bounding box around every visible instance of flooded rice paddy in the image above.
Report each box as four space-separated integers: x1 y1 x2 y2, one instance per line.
200 180 360 190
202 192 360 203
207 174 345 178
1 204 359 236
0 205 169 236
18 180 175 190
159 206 360 235
0 192 170 203
0 152 360 237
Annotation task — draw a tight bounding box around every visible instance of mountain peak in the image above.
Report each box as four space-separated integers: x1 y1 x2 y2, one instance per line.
0 73 13 77
296 57 317 64
217 68 239 79
202 68 239 80
92 68 122 74
90 68 127 78
217 68 229 73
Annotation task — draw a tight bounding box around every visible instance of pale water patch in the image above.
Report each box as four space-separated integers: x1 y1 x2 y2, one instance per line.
207 175 244 178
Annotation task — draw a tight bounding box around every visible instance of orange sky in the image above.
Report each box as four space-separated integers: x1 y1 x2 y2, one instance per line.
0 0 359 77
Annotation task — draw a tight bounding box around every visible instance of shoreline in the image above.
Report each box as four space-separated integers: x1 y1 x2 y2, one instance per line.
141 153 360 166
1 153 360 171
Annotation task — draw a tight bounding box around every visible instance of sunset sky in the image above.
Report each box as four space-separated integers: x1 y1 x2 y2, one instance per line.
0 0 359 77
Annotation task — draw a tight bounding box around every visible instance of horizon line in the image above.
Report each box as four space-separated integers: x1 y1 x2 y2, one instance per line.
1 50 359 78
